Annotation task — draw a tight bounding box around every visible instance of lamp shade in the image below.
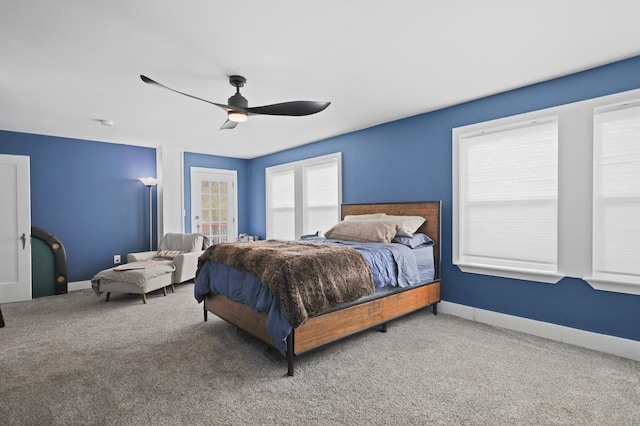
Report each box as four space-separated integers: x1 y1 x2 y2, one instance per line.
139 177 158 187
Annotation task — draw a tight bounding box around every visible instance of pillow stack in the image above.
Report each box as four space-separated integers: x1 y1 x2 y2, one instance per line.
324 213 426 243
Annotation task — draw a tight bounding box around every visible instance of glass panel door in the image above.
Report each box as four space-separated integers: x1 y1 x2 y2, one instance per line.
190 167 237 244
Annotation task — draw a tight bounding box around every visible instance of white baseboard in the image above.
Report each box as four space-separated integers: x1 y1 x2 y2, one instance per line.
68 280 92 291
438 301 640 363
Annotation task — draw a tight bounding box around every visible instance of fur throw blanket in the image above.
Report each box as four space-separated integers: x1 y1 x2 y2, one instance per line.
198 240 374 327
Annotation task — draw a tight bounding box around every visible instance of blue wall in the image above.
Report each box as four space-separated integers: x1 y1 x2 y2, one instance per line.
0 133 250 282
246 56 640 342
183 152 250 236
0 131 157 281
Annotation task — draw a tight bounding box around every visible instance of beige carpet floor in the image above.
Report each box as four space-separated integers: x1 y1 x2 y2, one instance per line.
1 283 639 425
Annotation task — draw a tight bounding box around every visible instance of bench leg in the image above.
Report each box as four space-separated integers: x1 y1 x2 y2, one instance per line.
105 292 111 302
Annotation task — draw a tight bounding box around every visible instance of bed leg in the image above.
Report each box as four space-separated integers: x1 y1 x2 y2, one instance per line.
287 332 295 377
379 322 388 333
432 302 438 315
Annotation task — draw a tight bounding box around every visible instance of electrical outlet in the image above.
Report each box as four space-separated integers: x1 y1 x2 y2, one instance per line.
114 255 121 264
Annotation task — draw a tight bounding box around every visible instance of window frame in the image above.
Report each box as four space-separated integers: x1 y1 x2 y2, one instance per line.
453 112 563 284
585 99 640 295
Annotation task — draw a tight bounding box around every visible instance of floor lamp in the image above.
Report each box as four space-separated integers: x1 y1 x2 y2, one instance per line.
139 177 158 251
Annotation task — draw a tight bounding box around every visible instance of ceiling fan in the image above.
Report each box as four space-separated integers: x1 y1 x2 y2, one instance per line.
140 74 330 130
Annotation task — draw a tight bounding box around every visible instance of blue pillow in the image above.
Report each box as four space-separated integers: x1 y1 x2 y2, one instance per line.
392 233 433 249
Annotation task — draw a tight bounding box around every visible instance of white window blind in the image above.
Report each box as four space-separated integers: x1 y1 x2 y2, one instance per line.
592 102 640 287
266 153 341 240
266 167 295 241
303 160 339 236
456 118 559 275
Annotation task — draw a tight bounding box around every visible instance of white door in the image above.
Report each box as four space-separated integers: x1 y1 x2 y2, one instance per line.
0 155 32 303
190 167 237 244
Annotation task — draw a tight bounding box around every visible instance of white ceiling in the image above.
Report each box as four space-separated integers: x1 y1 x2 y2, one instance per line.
2 1 640 159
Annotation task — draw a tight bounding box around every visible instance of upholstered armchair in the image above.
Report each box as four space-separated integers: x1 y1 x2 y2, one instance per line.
127 233 205 286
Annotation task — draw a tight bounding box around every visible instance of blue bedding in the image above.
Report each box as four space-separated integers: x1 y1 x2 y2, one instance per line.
194 239 435 356
303 237 424 287
195 260 292 354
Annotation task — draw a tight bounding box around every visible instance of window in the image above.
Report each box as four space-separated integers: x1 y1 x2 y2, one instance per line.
453 117 560 282
266 153 342 240
588 101 640 293
453 87 640 293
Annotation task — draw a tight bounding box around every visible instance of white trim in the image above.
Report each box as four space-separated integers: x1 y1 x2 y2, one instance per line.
68 280 92 291
438 301 640 362
265 152 341 172
583 277 640 296
157 146 185 236
457 264 563 284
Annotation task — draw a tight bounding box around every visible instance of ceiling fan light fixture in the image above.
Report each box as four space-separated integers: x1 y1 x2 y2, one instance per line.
228 111 248 123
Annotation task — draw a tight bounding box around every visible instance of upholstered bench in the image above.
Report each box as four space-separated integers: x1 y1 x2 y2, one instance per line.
91 261 176 304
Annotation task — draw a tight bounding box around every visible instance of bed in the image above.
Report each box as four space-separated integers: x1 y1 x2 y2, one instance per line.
195 201 441 376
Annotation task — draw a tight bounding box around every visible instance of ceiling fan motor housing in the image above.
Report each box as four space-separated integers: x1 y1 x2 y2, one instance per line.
228 93 248 108
227 75 248 108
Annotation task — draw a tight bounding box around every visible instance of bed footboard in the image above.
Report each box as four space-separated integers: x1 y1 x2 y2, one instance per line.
204 280 440 376
293 281 440 354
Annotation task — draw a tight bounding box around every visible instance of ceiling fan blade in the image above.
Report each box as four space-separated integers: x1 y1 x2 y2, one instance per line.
245 101 330 116
140 75 238 111
220 119 238 130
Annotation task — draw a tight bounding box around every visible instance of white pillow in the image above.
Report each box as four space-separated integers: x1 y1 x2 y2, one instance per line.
343 213 387 221
383 215 426 237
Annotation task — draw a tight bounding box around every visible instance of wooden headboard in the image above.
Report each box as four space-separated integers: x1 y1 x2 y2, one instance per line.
341 201 441 278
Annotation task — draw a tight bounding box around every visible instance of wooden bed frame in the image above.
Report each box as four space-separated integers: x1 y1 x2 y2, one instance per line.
203 201 441 376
